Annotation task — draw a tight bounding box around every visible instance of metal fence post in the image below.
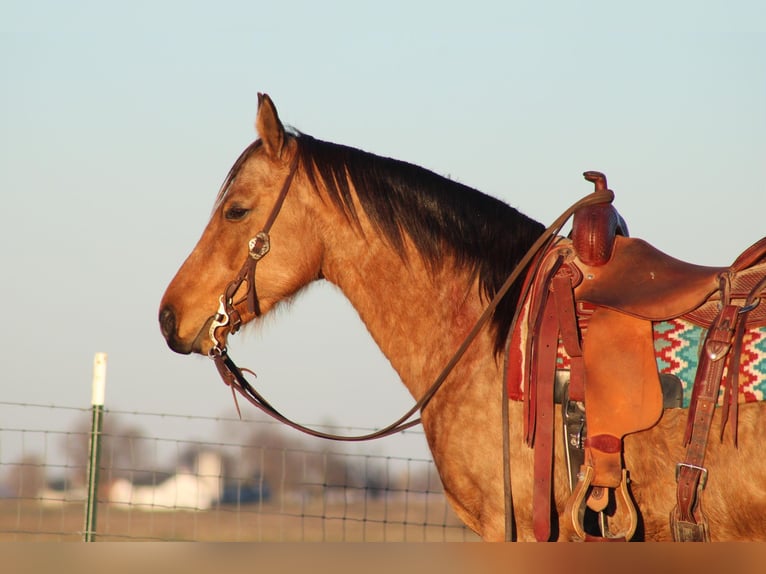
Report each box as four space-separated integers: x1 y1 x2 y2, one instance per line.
83 352 107 542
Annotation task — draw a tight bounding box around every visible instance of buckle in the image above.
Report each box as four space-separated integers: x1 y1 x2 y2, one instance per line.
675 462 708 489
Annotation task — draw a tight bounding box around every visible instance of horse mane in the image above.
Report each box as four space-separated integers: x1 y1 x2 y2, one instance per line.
294 133 546 354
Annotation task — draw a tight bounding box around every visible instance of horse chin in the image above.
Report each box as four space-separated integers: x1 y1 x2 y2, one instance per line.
164 334 193 355
188 315 221 356
164 315 219 356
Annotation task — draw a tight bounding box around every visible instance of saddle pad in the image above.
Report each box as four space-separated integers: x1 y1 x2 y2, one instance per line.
653 318 766 407
506 315 766 407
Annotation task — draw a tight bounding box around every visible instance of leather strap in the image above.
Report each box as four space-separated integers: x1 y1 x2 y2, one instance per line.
529 260 587 541
243 152 300 316
719 313 747 444
720 273 766 444
551 265 585 401
525 255 564 444
531 292 559 541
672 303 739 541
585 434 622 453
211 151 301 341
671 270 766 540
682 302 739 444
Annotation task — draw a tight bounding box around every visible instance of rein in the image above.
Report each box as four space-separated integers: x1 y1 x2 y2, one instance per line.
206 150 615 442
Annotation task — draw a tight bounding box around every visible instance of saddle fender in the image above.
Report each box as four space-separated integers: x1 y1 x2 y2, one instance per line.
581 307 664 488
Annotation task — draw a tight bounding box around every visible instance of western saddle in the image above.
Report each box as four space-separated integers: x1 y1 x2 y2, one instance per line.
512 171 766 542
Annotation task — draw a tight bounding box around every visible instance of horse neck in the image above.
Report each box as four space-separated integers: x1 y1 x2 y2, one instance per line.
314 196 496 400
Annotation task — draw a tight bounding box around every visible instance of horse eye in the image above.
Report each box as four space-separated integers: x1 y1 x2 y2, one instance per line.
224 205 250 221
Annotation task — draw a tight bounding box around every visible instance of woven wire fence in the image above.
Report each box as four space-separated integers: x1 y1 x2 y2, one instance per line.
0 401 478 541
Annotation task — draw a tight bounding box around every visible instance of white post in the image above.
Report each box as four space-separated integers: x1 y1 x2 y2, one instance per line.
83 352 107 542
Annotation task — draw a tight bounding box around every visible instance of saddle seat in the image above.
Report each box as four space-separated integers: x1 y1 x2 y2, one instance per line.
575 235 766 327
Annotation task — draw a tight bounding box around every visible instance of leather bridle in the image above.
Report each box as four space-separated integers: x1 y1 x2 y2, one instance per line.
207 150 300 351
203 145 614 447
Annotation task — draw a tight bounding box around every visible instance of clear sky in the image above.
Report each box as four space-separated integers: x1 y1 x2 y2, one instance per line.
1 1 764 461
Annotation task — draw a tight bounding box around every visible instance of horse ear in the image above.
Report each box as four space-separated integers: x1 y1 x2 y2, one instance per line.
256 93 285 159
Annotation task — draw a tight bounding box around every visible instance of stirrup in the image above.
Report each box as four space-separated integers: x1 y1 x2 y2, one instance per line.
564 465 638 541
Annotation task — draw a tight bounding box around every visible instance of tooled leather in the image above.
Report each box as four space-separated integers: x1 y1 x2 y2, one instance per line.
572 203 621 266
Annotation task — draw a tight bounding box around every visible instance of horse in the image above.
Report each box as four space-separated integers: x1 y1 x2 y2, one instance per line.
159 93 766 541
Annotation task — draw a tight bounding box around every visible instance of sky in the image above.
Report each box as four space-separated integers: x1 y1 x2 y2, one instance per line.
1 1 764 463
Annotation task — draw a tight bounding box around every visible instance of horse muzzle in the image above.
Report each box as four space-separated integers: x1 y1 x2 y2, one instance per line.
159 305 220 355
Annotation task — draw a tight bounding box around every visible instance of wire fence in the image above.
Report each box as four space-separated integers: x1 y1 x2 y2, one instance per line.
0 401 478 541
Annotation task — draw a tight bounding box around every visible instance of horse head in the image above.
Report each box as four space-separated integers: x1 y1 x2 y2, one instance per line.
159 94 323 355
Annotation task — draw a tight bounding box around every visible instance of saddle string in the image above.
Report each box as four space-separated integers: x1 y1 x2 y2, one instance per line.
211 162 615 442
720 273 766 444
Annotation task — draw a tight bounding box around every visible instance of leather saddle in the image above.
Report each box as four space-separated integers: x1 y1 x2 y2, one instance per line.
515 171 766 542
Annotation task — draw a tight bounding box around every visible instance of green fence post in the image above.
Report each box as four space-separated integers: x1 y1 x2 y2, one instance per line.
83 352 107 542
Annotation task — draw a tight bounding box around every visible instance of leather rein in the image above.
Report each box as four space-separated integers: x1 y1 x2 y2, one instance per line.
206 147 614 442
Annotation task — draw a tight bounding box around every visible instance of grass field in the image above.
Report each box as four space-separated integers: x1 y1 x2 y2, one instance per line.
0 495 480 542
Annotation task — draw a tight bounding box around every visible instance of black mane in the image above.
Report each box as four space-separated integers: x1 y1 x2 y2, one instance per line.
295 133 545 354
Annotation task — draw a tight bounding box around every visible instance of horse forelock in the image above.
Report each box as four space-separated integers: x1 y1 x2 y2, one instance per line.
212 127 304 214
211 140 263 215
294 133 546 353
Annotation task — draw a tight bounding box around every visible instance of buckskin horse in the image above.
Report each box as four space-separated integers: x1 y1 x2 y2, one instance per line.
159 94 766 541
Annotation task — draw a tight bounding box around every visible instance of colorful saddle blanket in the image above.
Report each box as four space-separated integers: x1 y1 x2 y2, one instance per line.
653 318 766 406
543 320 766 407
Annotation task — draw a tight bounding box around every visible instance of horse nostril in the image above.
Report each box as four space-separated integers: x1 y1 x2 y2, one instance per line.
159 306 176 340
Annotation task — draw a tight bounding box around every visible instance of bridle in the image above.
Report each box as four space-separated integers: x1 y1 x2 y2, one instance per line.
203 145 615 445
207 150 300 346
